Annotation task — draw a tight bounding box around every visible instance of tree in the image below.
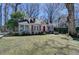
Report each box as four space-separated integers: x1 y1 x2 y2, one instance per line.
6 11 25 31
58 16 67 28
4 3 8 25
25 3 39 18
10 3 21 12
11 11 25 19
44 3 64 23
0 4 2 26
6 19 17 31
3 3 21 25
65 3 77 35
14 3 21 12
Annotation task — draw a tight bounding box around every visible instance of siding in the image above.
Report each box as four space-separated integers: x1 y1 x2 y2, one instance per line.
18 22 54 34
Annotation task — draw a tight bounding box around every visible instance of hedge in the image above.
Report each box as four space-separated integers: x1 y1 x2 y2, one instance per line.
54 27 79 34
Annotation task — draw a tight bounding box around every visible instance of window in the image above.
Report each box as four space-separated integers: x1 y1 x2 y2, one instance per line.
25 25 29 31
34 26 37 30
39 25 41 31
37 26 39 31
20 25 24 32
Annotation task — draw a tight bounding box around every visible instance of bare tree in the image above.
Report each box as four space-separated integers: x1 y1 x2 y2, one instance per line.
44 3 64 23
0 4 2 26
25 3 39 18
14 3 21 12
74 4 79 27
9 3 21 12
4 3 8 25
4 3 21 24
58 15 67 28
65 3 77 35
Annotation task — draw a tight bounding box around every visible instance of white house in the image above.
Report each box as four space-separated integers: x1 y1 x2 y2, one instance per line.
18 18 54 35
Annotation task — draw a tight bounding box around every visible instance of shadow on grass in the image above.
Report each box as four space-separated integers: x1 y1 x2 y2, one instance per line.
73 37 79 41
71 35 79 41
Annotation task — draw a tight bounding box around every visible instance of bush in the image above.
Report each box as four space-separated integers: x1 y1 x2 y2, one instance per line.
76 27 79 32
54 27 79 34
54 28 68 34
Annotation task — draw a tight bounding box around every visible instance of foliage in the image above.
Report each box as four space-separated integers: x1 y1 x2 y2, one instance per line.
54 27 79 34
54 28 68 34
6 11 25 31
76 27 79 32
6 19 17 30
11 11 25 19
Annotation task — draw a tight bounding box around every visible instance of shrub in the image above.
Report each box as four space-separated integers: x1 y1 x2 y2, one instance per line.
54 28 68 34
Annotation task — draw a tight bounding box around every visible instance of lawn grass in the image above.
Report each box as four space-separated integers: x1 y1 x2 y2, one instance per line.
0 34 79 55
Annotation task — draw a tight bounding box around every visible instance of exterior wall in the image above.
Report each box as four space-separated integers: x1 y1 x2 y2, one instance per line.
47 24 54 32
18 24 24 34
41 24 48 32
18 22 54 34
25 25 30 33
18 23 31 34
33 24 41 34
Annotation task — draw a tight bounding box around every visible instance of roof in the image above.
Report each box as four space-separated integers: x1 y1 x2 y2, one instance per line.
18 18 47 24
18 19 29 23
35 19 42 24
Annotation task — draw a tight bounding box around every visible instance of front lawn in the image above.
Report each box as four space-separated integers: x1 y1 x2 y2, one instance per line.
0 34 79 55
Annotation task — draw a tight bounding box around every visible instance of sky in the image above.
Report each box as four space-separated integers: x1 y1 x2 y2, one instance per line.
0 3 79 27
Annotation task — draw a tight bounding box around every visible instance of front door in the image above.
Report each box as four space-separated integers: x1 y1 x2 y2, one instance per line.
43 26 45 32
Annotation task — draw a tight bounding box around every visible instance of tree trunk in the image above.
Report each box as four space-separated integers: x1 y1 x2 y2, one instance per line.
14 3 21 12
4 3 8 25
49 15 52 23
65 3 77 36
4 3 8 32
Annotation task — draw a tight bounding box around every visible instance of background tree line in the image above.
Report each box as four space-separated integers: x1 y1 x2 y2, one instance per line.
1 3 79 36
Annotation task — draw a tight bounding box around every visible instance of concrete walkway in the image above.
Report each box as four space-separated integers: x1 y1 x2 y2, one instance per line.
0 35 4 37
0 32 9 38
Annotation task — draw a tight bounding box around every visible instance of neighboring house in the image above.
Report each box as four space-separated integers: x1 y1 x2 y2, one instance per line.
58 16 67 28
18 18 54 34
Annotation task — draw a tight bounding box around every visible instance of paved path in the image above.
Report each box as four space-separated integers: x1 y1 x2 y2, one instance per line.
0 32 7 38
0 35 4 38
0 35 4 37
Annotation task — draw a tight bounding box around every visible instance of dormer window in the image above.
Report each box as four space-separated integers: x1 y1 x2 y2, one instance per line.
30 19 33 23
30 18 35 23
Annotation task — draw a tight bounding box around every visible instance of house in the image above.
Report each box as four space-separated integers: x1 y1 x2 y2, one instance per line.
58 16 67 28
18 18 54 35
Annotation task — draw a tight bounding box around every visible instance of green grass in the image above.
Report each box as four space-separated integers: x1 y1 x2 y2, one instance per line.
0 34 79 55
